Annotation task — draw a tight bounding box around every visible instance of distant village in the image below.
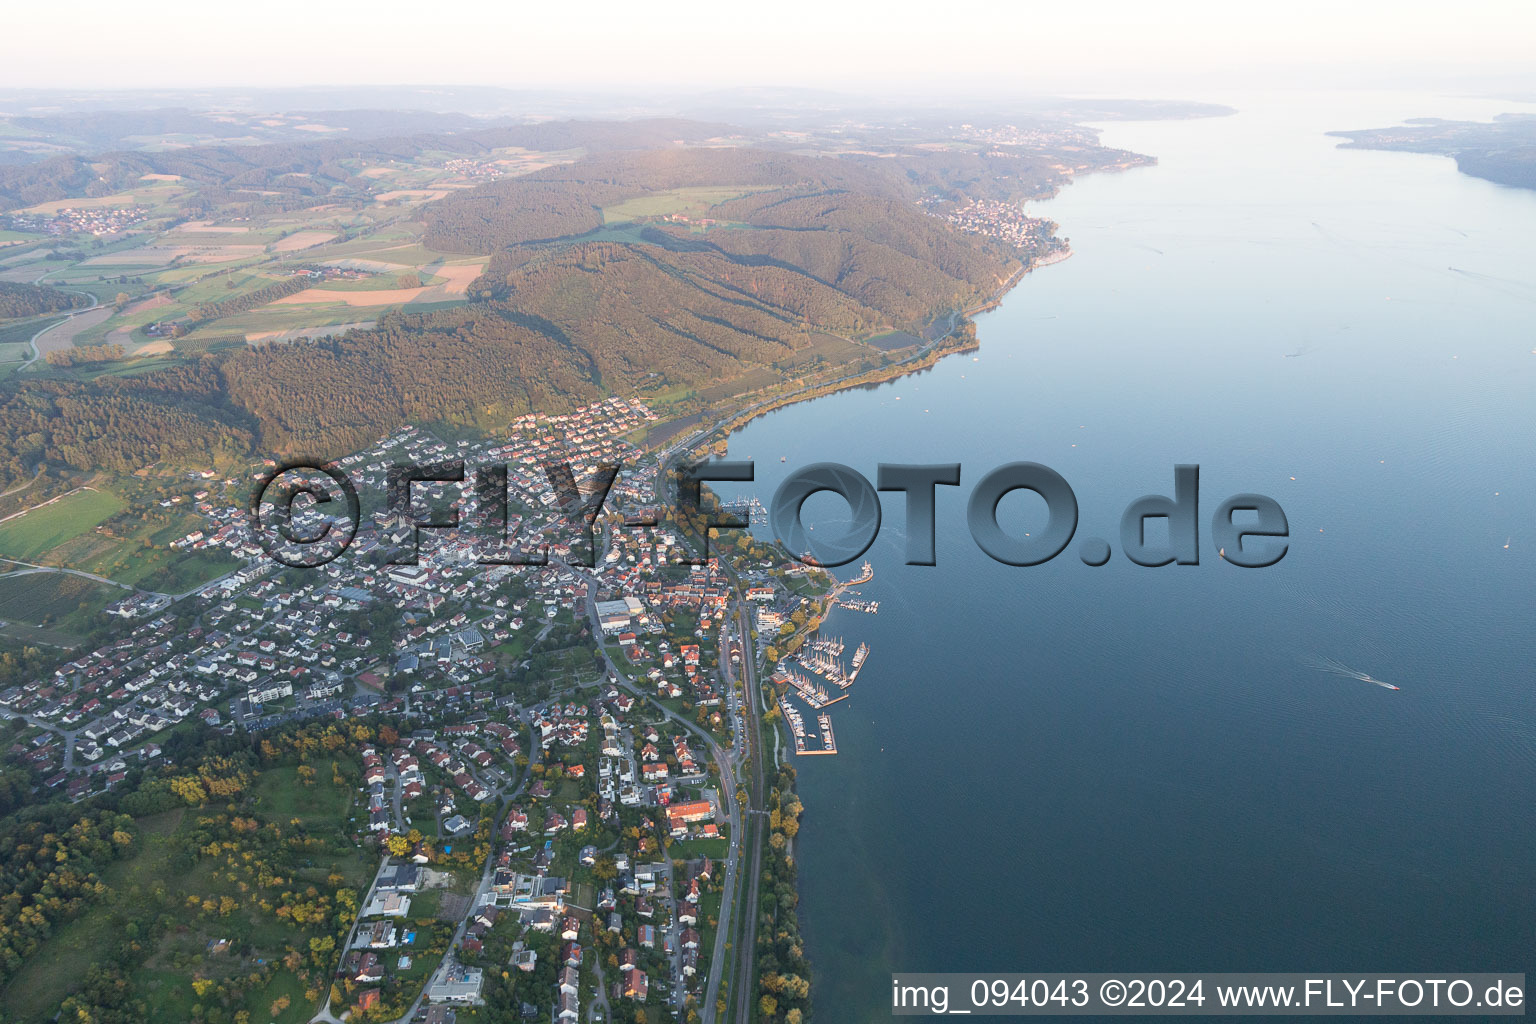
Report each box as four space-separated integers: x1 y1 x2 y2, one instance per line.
6 204 148 237
924 197 1072 261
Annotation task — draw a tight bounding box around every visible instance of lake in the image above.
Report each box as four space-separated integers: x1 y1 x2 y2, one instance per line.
715 90 1536 1021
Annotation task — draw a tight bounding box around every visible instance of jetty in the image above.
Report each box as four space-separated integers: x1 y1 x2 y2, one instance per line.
834 597 879 614
779 667 849 708
814 713 837 754
848 641 870 682
827 560 874 600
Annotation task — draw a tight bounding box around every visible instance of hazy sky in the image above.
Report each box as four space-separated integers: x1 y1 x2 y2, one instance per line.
4 0 1534 93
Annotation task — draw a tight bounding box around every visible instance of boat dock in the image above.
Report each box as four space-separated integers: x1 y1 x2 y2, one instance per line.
779 667 841 708
808 633 845 657
848 641 870 681
834 596 879 614
775 568 877 754
826 560 874 601
844 560 875 586
814 713 837 754
779 694 840 754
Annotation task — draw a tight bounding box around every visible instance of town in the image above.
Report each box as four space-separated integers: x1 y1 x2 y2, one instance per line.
0 395 844 1024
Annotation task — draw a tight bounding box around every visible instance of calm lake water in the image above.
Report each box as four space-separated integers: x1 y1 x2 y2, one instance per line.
715 90 1536 1021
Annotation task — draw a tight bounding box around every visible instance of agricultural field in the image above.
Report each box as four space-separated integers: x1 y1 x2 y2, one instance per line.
0 570 120 640
13 183 186 216
601 185 767 224
0 486 125 561
36 512 241 593
0 171 497 370
0 480 239 594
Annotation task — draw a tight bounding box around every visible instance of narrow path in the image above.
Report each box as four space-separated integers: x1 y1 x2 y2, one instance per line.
19 270 102 369
0 559 142 593
726 596 767 1024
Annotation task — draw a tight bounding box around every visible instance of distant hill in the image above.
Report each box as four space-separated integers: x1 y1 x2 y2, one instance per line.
0 118 733 212
0 109 1141 487
1330 114 1536 191
225 145 1023 456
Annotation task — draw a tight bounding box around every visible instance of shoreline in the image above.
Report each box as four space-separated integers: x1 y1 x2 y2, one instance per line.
657 238 1072 1024
651 241 1072 463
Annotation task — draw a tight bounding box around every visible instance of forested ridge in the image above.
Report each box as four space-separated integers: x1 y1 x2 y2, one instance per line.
0 281 89 319
0 132 1051 485
0 362 254 488
1329 115 1536 192
421 147 910 253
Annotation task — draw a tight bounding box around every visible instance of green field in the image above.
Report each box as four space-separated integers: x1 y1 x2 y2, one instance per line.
669 836 730 860
0 316 57 347
181 302 373 340
0 486 124 561
0 489 240 593
601 186 763 224
252 765 360 832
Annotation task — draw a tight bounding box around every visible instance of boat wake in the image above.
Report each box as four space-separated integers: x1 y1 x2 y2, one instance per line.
1304 655 1401 691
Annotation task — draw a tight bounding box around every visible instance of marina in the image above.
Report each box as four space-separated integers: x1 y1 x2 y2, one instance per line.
798 647 851 686
778 586 875 754
833 595 879 614
808 634 846 658
720 495 769 525
779 694 839 755
777 666 850 708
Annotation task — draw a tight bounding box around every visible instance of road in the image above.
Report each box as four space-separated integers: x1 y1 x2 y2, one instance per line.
0 559 145 594
310 854 390 1024
385 710 540 1024
18 275 102 370
589 956 612 1022
0 541 243 603
620 440 782 1024
562 558 750 1023
643 285 998 485
724 593 767 1024
565 493 784 1024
